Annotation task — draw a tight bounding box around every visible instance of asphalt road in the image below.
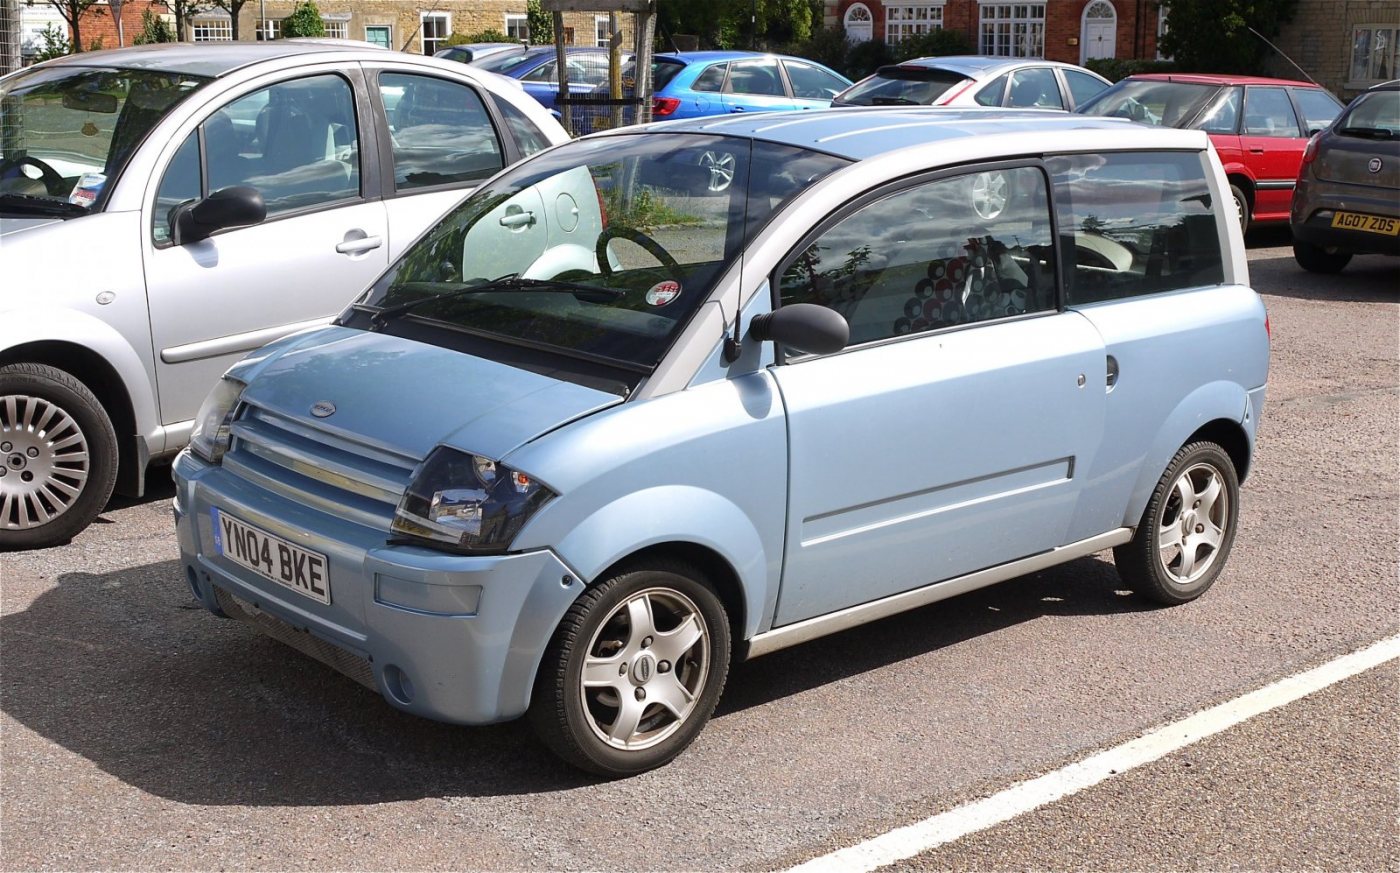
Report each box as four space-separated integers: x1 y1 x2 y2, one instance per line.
2 229 1396 871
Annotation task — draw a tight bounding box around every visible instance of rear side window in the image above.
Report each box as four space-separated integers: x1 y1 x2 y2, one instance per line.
783 60 848 100
1062 70 1108 108
1047 152 1224 305
1243 86 1302 137
1291 87 1343 134
380 73 504 190
692 64 727 92
496 99 552 157
974 74 1008 106
1006 67 1064 109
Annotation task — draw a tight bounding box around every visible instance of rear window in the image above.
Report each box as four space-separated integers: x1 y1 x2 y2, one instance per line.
835 66 968 106
653 59 686 91
1336 88 1400 138
477 52 544 75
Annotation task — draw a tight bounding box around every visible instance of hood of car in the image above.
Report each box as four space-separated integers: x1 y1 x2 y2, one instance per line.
0 216 65 238
236 326 625 462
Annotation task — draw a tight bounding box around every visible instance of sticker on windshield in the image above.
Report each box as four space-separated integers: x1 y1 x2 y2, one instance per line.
645 281 681 307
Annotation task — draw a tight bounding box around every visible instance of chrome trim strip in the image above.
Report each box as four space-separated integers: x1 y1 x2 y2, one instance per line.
161 317 331 364
1255 179 1296 191
244 405 418 472
234 427 405 505
746 528 1133 659
221 454 393 531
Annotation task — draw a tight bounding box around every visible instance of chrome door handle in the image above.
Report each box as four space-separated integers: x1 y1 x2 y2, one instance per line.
336 235 383 254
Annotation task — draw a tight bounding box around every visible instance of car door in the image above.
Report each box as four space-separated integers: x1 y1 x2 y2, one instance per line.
721 58 798 113
768 164 1107 625
143 66 389 427
1239 85 1306 222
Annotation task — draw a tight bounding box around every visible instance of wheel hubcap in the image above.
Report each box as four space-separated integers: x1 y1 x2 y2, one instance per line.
699 151 735 193
0 394 90 530
580 587 710 751
971 172 1009 220
1157 462 1228 585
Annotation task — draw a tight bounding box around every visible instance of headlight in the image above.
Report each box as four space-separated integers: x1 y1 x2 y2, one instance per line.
188 377 245 463
391 446 555 554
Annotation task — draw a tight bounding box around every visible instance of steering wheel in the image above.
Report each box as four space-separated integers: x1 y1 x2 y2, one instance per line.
0 155 66 196
595 226 684 283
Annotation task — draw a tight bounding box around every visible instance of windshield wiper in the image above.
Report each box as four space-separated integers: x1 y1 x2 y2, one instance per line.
869 96 921 106
367 274 625 331
1337 126 1396 140
0 194 87 218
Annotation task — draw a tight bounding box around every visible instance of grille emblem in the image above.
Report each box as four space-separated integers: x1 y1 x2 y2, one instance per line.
1369 157 1383 174
310 401 336 418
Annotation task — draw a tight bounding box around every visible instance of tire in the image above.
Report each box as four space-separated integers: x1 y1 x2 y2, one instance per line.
1114 441 1240 606
1230 184 1251 234
0 363 118 551
529 561 731 777
1293 240 1352 274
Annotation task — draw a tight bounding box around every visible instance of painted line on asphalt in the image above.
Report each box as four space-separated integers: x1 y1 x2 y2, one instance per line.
788 634 1400 873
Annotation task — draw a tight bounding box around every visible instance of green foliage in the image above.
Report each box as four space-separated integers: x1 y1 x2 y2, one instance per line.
281 1 325 38
1084 57 1177 82
86 36 104 51
34 23 71 61
450 29 510 46
845 37 894 79
527 0 553 45
780 25 849 72
661 0 817 51
132 9 176 45
1158 0 1300 74
891 27 972 62
602 184 699 231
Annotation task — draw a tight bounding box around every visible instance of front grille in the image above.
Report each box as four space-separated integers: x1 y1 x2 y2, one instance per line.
215 586 376 690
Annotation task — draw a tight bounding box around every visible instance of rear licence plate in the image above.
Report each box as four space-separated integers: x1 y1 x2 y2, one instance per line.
211 507 330 604
1330 211 1400 235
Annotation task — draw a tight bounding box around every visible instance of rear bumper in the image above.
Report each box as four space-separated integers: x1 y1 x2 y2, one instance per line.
1290 180 1400 256
172 450 583 726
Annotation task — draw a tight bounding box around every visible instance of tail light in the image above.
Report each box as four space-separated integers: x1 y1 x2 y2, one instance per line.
936 78 977 105
1300 133 1321 168
653 96 681 117
1265 314 1271 341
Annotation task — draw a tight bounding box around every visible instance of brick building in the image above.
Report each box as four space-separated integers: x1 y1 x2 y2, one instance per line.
825 1 1165 67
78 0 171 50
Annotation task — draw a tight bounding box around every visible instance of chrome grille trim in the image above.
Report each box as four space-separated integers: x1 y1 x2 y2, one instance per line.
245 405 418 472
221 453 394 530
232 418 406 505
215 586 377 690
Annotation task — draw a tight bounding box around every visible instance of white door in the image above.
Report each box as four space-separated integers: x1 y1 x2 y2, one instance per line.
1082 1 1117 63
844 3 873 43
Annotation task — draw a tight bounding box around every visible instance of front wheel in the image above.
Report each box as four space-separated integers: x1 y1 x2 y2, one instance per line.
0 363 119 550
529 562 730 777
1293 240 1352 274
1230 184 1251 234
1114 441 1240 605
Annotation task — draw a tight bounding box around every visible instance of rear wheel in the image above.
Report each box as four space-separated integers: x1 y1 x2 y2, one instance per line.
0 363 118 550
1293 240 1352 274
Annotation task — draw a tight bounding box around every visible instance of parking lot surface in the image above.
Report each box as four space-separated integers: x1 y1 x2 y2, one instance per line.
2 233 1396 871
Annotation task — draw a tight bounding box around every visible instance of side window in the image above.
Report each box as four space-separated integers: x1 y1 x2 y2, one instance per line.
692 64 727 92
1291 88 1343 134
152 131 201 245
521 60 558 83
1006 68 1064 109
724 59 784 96
496 99 552 157
1063 70 1108 108
1196 86 1241 134
1047 152 1224 306
975 74 1008 106
778 166 1056 347
379 73 504 191
783 60 847 100
205 74 360 218
1243 86 1302 137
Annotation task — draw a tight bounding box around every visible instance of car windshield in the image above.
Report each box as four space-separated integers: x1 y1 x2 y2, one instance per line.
0 65 211 215
1336 89 1400 138
835 66 969 106
1075 79 1220 128
352 134 849 372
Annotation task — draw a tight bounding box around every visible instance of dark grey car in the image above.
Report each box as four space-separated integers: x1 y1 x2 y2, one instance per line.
1291 79 1400 273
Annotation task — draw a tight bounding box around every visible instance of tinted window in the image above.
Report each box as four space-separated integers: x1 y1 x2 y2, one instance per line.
1196 86 1241 133
1337 88 1400 137
1077 79 1219 128
521 60 558 83
692 64 727 92
974 74 1008 106
724 60 784 96
152 131 200 244
205 74 360 217
1047 152 1224 305
1291 87 1343 134
1243 86 1302 137
653 59 686 91
840 66 970 106
496 99 552 157
1063 69 1108 107
1006 67 1064 109
380 73 503 190
779 166 1055 346
783 60 848 100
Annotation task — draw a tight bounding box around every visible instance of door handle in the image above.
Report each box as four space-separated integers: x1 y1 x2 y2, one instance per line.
336 235 382 254
730 106 747 113
1249 147 1265 154
1106 354 1120 389
499 208 536 229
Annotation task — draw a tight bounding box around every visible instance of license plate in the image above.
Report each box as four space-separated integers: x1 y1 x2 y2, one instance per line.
211 508 330 604
1330 211 1400 236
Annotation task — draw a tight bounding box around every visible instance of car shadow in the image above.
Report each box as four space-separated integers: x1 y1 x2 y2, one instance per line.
1 553 1145 804
1248 250 1400 304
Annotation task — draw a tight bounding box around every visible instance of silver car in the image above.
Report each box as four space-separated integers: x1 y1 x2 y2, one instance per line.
831 55 1110 110
0 42 568 549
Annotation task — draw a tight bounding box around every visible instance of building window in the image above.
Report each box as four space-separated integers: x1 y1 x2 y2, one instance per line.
421 12 449 55
844 3 874 43
561 26 575 45
322 18 348 40
979 3 1044 57
190 17 232 41
365 24 391 49
595 15 611 48
1349 25 1396 87
1156 3 1170 59
256 18 281 40
506 13 528 42
886 3 944 43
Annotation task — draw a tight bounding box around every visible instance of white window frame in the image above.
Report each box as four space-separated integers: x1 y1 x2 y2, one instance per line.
365 24 392 49
420 12 450 55
505 13 529 43
190 16 232 42
256 18 281 41
594 15 611 48
844 3 874 43
1347 24 1397 90
1156 2 1170 60
322 17 348 40
978 3 1045 58
884 2 945 44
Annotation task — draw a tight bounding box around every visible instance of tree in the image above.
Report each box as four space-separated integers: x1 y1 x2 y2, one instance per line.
1157 0 1300 74
660 0 818 50
208 0 248 40
281 0 325 38
47 0 103 54
449 29 509 45
133 8 176 44
33 23 71 60
526 0 553 45
167 0 209 42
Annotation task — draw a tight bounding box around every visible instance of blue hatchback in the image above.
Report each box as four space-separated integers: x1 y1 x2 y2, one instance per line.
476 46 633 112
642 50 851 120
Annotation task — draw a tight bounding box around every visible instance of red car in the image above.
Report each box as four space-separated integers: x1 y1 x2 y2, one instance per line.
1076 73 1345 230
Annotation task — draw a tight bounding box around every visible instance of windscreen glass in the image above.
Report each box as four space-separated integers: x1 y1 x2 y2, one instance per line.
1075 79 1219 128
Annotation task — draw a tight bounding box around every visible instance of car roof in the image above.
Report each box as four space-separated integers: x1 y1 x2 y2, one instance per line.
30 41 385 78
1129 73 1323 88
607 106 1198 160
657 50 806 64
887 55 1097 76
1364 79 1400 92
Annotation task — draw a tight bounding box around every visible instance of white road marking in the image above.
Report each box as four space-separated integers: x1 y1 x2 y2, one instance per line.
788 634 1400 873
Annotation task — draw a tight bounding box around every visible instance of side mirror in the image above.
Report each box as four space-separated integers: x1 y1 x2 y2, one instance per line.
749 303 849 356
172 186 266 245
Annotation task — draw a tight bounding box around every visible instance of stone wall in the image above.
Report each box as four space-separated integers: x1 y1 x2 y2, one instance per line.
1271 0 1400 99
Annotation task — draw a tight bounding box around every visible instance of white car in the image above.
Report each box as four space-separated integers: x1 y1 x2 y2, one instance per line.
832 55 1110 111
0 42 568 549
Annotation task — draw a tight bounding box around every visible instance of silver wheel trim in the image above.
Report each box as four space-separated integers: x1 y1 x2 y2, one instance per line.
1156 461 1229 586
1233 191 1246 225
699 150 735 193
971 171 1009 220
580 586 711 751
0 393 90 530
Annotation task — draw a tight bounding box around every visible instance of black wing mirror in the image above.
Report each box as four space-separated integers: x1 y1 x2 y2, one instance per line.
172 186 267 245
748 304 849 356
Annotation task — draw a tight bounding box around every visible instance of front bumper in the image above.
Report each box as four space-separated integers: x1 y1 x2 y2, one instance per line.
172 450 584 725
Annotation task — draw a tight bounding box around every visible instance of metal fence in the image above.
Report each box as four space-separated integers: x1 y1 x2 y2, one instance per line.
554 93 648 137
0 0 20 77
